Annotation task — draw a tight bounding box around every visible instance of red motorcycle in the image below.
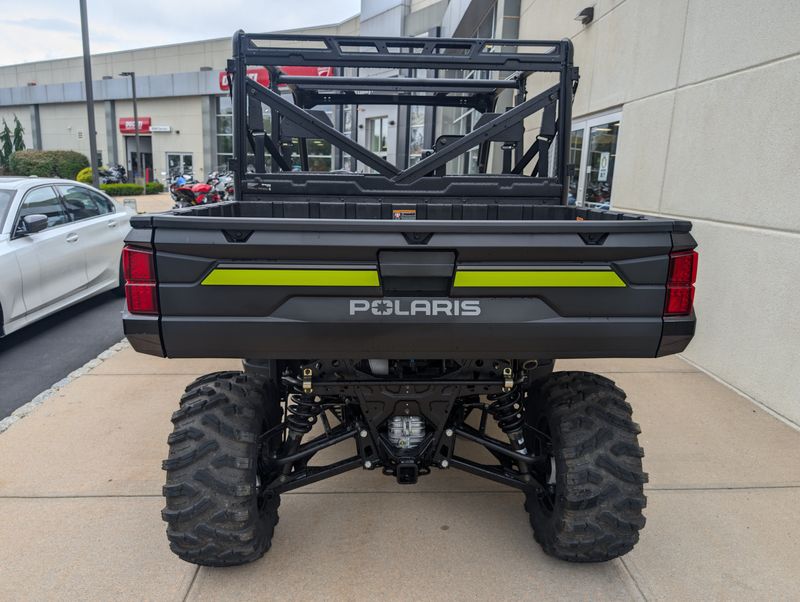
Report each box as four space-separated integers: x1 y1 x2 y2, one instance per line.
172 177 221 208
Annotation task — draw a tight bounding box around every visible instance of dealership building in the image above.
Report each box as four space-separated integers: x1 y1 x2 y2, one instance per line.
1 0 798 425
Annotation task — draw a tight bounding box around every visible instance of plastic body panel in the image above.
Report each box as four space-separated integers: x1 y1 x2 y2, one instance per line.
123 202 696 360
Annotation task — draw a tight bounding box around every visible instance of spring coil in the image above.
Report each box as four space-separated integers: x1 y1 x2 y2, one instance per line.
286 392 321 434
487 387 524 435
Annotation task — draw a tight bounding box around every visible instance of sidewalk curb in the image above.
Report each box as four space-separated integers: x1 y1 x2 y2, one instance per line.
0 338 130 435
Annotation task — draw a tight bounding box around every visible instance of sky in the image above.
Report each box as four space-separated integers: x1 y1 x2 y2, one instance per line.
0 0 361 66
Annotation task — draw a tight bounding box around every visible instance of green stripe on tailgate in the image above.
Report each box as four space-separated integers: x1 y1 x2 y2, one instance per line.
202 268 380 287
453 270 626 288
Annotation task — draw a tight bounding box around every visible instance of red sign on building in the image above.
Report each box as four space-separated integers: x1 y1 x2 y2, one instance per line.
119 117 151 134
218 66 332 92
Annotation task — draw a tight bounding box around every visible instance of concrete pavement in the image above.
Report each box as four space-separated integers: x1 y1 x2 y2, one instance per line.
1 346 799 600
124 191 174 214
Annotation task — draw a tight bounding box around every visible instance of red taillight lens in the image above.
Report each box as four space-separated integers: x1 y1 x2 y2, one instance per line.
667 250 698 285
664 250 698 316
125 283 158 314
665 285 695 315
122 245 159 315
123 246 154 283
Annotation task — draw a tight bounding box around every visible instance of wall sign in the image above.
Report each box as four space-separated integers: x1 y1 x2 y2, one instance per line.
218 66 332 92
119 117 151 134
149 125 171 132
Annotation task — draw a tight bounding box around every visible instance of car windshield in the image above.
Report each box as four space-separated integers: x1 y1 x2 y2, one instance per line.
0 189 15 230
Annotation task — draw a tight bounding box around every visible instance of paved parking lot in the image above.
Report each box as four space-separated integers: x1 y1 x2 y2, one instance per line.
0 292 124 419
0 347 798 600
0 192 172 419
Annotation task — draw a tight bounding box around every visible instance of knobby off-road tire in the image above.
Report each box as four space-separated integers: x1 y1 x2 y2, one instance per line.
523 371 648 562
162 371 281 567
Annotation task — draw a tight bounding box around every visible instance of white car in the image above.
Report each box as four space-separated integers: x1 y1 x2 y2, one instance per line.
0 177 134 337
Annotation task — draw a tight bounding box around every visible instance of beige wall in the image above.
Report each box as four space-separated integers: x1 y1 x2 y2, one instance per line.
6 97 204 180
520 0 800 424
114 97 205 178
38 102 107 162
0 41 228 89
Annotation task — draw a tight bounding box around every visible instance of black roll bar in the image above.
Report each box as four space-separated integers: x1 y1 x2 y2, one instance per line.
229 31 577 199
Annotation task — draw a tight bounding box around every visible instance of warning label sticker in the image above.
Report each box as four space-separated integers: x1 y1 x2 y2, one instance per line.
392 208 417 220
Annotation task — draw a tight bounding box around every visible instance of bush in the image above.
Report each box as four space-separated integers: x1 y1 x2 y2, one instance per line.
9 150 89 180
100 181 165 196
100 183 144 196
76 166 93 184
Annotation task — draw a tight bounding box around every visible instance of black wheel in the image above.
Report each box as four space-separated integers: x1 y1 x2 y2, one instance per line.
162 371 282 567
523 371 647 562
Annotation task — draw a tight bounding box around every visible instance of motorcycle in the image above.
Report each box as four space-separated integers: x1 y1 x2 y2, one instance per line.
98 164 127 184
170 174 221 208
206 171 235 201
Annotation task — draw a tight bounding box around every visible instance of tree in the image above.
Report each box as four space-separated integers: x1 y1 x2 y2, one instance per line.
12 115 25 152
0 119 13 170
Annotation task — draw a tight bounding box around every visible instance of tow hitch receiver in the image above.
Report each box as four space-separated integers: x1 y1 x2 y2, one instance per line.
396 460 419 485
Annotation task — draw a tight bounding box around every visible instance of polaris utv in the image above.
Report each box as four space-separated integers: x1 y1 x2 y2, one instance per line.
123 32 698 566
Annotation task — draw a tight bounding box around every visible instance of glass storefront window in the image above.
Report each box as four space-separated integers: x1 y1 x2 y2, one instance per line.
342 105 354 171
216 96 333 172
217 115 232 135
366 116 388 157
166 153 193 178
408 105 425 166
568 129 584 206
584 122 619 207
437 105 481 175
216 96 234 170
570 111 622 209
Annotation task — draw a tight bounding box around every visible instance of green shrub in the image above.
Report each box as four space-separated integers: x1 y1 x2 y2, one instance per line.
100 183 144 196
76 166 94 184
100 181 165 196
9 150 89 179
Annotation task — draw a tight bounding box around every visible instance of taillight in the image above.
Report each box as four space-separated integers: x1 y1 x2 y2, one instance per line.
122 245 158 315
123 246 154 282
664 250 698 316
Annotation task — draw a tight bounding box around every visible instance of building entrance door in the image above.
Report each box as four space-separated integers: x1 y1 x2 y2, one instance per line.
125 135 153 181
570 111 622 209
166 153 194 179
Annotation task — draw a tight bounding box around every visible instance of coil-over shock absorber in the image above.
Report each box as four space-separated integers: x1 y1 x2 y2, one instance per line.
487 367 530 479
286 392 321 435
280 368 323 475
487 387 524 434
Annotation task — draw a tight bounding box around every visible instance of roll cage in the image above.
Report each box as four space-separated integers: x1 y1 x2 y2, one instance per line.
227 31 579 201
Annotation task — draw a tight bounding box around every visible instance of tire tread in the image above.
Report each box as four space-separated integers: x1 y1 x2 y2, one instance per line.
525 371 648 562
162 371 279 567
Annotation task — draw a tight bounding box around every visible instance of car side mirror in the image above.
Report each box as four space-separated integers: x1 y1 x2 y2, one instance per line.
17 214 49 235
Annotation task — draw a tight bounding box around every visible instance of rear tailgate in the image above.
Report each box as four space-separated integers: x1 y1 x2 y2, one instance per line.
123 214 696 359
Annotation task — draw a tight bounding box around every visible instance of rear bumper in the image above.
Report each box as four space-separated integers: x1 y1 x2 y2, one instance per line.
124 312 694 359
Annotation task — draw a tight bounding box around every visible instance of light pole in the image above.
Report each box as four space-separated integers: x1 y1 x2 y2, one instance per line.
119 71 144 191
79 0 99 188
